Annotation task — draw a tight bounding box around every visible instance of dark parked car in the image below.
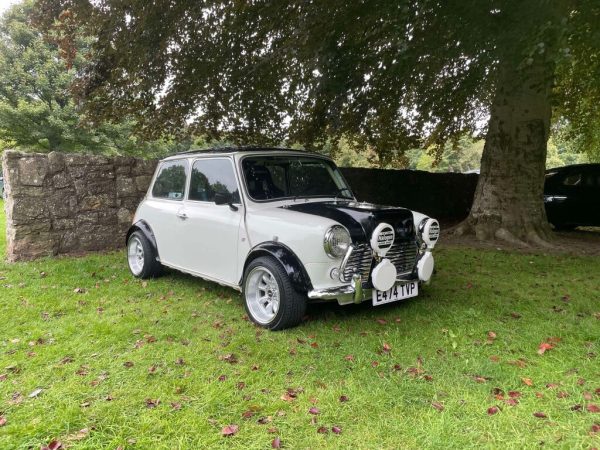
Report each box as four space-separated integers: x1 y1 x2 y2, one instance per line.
544 163 600 230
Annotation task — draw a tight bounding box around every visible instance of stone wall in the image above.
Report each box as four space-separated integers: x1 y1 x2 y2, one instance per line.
2 150 157 261
2 150 479 261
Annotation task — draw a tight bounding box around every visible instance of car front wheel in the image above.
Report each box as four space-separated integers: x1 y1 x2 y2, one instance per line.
243 256 307 330
127 231 163 279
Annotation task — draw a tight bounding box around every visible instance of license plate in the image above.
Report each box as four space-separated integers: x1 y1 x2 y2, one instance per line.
372 281 418 306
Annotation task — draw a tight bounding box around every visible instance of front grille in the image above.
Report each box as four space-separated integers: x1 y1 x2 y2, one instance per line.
343 240 418 282
342 243 372 281
387 240 419 277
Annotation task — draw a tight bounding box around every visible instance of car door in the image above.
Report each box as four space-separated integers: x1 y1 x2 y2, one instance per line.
580 168 600 225
552 169 587 225
145 159 190 266
180 157 243 285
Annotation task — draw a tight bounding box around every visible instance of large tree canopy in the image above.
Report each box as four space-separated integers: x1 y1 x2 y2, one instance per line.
0 1 188 155
35 0 600 244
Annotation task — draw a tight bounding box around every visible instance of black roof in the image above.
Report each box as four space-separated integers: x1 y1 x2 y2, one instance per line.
546 163 600 172
175 146 311 156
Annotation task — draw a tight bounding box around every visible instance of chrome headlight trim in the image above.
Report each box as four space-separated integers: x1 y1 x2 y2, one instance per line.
418 218 440 248
323 225 352 259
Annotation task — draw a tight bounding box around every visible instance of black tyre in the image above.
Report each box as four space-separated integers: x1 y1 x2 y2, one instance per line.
126 231 163 279
242 256 307 330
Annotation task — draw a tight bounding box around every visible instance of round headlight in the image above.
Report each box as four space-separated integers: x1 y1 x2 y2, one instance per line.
324 225 351 258
419 218 440 247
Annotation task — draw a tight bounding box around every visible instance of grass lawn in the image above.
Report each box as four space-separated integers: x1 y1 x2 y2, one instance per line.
0 202 599 449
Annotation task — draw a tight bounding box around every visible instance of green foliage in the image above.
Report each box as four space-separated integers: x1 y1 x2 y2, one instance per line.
0 1 183 156
1 203 599 448
33 0 600 164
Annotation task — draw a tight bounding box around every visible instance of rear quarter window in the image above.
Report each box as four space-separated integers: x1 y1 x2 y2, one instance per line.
151 160 189 200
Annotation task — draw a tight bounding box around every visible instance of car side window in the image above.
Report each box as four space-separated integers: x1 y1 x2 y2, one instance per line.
562 172 582 186
151 160 189 200
189 158 241 203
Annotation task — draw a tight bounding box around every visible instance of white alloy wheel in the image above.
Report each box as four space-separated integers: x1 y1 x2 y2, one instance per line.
245 266 281 324
128 236 145 276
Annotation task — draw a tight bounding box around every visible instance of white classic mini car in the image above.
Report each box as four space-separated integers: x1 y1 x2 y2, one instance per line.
126 148 440 330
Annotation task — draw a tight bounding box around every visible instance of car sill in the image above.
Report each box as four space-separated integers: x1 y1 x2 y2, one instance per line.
160 262 242 292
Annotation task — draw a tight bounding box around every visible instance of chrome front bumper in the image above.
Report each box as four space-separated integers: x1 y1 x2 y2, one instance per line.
307 273 421 305
307 274 367 305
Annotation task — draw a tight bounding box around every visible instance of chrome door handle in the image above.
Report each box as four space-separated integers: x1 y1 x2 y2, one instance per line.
176 212 188 220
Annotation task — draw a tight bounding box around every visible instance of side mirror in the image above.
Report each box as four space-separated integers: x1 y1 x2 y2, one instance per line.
214 192 232 205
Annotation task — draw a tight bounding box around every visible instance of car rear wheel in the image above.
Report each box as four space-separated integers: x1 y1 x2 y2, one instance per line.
243 256 306 330
127 231 162 279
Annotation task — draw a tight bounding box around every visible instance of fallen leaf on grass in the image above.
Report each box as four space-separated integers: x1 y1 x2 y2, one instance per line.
233 405 254 417
376 318 387 325
557 391 569 399
344 355 354 361
339 395 349 402
487 331 497 343
522 378 533 386
508 391 521 398
533 412 547 419
171 402 182 411
538 342 554 355
0 374 6 381
584 392 593 400
587 404 600 413
591 423 600 433
331 426 342 434
432 402 444 411
9 393 23 405
382 343 392 353
221 424 239 437
145 398 160 408
41 441 62 450
309 407 320 415
73 288 85 294
505 398 519 406
65 428 89 442
28 388 43 398
271 437 282 448
487 406 500 415
473 375 490 384
508 358 527 368
317 426 328 434
0 416 6 427
220 354 238 364
571 404 583 411
123 361 134 368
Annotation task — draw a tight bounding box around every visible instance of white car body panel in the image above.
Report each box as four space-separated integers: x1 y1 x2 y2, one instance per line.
131 149 439 296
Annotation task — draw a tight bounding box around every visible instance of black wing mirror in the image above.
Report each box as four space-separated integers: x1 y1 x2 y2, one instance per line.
214 192 238 211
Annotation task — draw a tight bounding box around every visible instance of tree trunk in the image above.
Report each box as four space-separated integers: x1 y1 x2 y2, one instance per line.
455 62 554 246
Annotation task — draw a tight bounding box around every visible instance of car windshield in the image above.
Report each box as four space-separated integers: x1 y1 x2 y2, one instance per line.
242 155 353 201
